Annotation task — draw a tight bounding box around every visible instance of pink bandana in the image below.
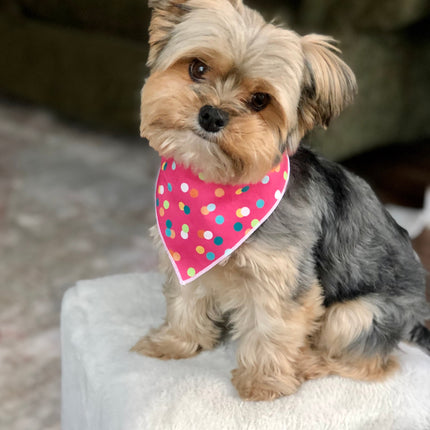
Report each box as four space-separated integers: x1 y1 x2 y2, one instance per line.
155 154 290 285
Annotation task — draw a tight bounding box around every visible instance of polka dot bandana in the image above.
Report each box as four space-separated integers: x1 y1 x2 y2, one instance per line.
155 154 290 285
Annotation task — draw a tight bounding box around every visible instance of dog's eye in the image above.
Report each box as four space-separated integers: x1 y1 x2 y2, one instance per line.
250 93 271 112
189 59 209 82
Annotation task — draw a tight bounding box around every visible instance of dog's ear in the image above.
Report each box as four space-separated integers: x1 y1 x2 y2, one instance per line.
147 0 191 67
298 34 357 134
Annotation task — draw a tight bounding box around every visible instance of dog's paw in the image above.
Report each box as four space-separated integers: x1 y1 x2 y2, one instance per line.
231 367 300 401
130 329 201 360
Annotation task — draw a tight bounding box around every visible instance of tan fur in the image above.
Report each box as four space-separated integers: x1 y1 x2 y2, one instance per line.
316 297 376 357
140 61 288 184
141 0 310 183
299 346 399 383
297 35 357 136
298 298 398 383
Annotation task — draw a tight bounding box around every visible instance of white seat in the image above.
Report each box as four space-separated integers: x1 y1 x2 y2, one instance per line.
61 272 430 430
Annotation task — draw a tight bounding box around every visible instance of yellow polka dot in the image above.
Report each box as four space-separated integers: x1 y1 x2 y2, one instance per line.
159 208 165 216
196 246 205 255
201 206 210 215
235 189 242 195
236 208 243 218
170 230 176 239
179 202 185 211
173 252 181 261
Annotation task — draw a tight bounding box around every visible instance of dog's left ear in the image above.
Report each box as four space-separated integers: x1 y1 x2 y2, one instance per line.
298 34 357 135
147 0 191 67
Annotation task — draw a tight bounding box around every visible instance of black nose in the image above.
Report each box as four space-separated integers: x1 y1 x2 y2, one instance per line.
198 105 229 133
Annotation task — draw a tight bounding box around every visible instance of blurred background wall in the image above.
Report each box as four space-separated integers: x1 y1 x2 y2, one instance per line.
1 0 430 160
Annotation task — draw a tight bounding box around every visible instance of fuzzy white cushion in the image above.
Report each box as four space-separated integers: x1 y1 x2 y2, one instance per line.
61 272 430 430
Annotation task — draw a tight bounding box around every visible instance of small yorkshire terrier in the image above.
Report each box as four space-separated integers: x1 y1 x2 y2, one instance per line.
132 0 430 401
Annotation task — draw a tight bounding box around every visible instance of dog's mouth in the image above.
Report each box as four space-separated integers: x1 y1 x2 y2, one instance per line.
191 127 220 143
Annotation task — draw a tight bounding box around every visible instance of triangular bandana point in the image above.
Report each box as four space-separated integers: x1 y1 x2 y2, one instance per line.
155 154 290 285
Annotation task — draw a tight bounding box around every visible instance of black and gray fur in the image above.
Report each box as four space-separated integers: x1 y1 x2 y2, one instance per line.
252 145 430 356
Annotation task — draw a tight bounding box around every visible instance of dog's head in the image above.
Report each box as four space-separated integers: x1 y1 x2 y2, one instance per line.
140 0 356 184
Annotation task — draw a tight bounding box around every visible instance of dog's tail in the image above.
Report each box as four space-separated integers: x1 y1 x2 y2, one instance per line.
408 324 430 353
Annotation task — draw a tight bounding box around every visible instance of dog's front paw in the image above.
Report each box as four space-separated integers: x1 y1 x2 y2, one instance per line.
231 367 300 401
130 327 201 360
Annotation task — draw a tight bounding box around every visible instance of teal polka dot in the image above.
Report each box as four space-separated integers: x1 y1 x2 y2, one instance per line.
156 198 160 207
234 222 243 232
165 228 172 237
262 175 270 184
184 205 191 215
256 199 265 208
167 183 173 192
172 161 176 170
242 186 250 192
214 236 223 246
206 252 215 261
215 215 224 225
166 220 172 228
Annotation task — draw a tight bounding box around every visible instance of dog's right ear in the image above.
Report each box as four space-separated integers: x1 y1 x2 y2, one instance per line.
147 0 191 67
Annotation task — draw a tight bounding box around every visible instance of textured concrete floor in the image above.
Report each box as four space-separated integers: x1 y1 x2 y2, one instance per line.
0 101 158 429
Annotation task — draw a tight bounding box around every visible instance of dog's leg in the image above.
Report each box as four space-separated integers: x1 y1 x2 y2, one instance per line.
229 280 324 401
131 275 221 359
301 296 400 381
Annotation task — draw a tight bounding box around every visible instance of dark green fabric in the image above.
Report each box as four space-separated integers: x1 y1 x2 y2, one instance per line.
12 0 150 41
0 14 148 133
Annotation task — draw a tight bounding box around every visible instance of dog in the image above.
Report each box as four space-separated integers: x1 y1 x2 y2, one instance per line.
132 0 430 401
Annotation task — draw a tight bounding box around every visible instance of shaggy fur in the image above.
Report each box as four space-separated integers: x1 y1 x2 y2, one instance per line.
132 0 430 401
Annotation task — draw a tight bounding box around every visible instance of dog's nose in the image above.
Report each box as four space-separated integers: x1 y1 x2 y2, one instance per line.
198 105 229 133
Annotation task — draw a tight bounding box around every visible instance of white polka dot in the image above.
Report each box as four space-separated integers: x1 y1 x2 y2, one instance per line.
241 207 250 217
181 231 188 239
275 190 282 200
181 183 189 192
204 231 213 240
158 185 164 195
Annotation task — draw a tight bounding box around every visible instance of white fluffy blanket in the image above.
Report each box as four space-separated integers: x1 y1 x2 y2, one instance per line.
61 272 430 430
